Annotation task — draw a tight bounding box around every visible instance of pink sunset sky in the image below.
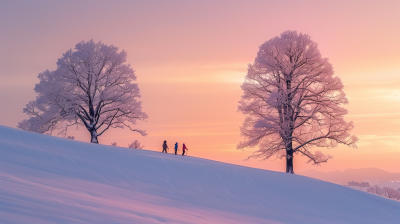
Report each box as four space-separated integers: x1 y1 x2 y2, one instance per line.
0 0 399 173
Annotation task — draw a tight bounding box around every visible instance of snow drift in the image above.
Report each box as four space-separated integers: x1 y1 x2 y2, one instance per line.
1 125 399 224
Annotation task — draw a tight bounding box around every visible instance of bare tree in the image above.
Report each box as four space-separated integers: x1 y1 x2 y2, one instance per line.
368 185 400 200
128 140 145 149
18 40 148 143
111 142 118 147
238 31 357 173
367 185 383 195
382 187 400 200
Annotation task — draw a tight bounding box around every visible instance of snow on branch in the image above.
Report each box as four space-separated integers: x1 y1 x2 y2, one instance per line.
18 40 148 143
237 30 357 172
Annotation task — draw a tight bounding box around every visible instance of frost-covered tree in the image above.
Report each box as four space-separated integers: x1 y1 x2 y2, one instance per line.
238 31 357 173
382 187 400 200
368 186 400 200
367 185 383 195
128 140 144 149
18 40 148 143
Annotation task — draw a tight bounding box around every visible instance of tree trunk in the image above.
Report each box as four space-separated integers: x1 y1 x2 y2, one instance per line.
90 129 99 144
286 148 294 174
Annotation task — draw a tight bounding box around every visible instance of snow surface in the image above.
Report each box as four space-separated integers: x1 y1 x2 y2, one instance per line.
1 126 399 224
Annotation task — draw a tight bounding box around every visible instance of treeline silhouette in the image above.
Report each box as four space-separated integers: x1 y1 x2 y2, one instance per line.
348 181 370 187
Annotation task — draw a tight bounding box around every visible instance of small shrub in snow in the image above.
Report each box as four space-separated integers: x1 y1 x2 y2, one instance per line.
111 142 118 147
128 140 144 149
66 136 75 140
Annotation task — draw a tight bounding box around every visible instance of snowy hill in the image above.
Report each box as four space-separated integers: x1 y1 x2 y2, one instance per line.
1 126 399 224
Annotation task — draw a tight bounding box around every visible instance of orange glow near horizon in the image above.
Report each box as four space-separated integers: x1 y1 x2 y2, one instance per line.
0 0 399 173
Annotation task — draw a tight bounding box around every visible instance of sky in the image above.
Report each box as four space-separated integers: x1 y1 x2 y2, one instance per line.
0 0 399 173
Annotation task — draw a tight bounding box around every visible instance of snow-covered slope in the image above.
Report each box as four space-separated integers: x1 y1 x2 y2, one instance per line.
1 126 399 224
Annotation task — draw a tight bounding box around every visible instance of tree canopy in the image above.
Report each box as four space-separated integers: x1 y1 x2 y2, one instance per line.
238 30 357 173
18 40 148 143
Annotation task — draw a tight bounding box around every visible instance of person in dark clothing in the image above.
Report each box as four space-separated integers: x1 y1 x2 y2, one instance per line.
174 142 178 155
182 143 188 156
162 141 169 153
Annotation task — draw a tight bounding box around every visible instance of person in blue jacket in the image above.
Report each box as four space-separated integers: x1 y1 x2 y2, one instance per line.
174 142 178 155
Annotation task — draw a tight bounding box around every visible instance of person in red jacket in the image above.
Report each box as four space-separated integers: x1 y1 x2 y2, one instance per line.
182 143 188 156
